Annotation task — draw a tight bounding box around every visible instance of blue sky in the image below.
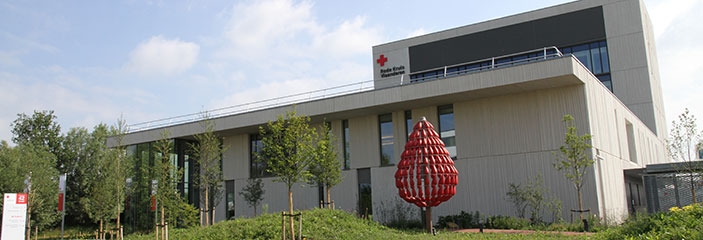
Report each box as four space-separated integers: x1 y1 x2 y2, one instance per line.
1 0 701 143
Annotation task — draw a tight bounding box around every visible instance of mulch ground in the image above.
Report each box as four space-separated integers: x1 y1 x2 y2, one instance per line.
454 228 594 236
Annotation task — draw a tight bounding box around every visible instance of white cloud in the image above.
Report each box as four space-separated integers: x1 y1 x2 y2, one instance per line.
210 77 327 112
220 0 384 62
207 0 385 112
0 66 166 145
126 36 200 77
223 0 319 59
312 16 383 58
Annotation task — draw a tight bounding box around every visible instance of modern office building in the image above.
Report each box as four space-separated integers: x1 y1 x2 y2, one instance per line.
113 0 668 227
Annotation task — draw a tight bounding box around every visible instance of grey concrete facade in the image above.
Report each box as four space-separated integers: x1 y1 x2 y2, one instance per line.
113 0 667 225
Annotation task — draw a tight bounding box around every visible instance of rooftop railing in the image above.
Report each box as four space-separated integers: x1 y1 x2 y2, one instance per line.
127 46 563 133
406 46 563 83
127 80 375 132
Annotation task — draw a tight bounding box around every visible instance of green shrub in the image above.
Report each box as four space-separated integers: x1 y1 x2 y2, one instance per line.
435 211 481 229
485 215 530 230
597 203 703 239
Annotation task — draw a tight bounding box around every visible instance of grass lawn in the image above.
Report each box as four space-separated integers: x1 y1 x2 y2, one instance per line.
123 208 594 240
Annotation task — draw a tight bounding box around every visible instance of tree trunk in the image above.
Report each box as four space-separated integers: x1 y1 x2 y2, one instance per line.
288 190 295 240
205 185 210 226
326 187 331 209
161 205 165 240
577 187 584 220
116 154 121 233
425 207 433 233
99 219 104 240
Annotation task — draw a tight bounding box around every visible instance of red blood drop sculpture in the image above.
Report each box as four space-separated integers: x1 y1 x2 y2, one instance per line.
395 117 458 232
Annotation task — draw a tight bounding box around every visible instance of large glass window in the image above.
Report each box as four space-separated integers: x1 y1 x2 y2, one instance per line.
226 180 235 219
357 168 372 216
438 105 456 159
405 110 413 142
342 120 350 170
250 134 271 178
379 113 395 166
561 40 612 92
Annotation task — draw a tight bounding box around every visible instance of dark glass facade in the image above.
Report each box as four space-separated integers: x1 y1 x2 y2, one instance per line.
124 139 198 232
410 47 559 83
409 40 613 92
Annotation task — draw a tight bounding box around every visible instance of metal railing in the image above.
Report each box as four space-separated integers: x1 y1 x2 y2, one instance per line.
128 46 564 133
127 80 375 132
407 46 563 83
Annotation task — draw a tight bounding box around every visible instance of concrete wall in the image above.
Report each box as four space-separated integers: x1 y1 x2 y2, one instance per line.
580 60 666 222
603 0 666 137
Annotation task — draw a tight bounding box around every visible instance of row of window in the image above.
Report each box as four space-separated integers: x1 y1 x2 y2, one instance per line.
561 40 612 92
249 105 457 177
409 40 613 92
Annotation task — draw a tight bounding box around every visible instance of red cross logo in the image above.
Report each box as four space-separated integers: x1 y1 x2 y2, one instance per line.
376 54 388 67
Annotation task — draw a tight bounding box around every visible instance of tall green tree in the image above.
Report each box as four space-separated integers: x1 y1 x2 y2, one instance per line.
190 114 226 226
0 143 60 237
61 127 92 225
239 178 265 216
11 110 65 170
258 110 317 238
109 117 131 232
309 123 342 208
80 124 119 238
0 140 24 199
553 114 593 219
667 108 703 204
153 130 199 227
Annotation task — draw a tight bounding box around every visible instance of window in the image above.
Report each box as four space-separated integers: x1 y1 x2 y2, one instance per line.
342 120 350 170
226 180 235 219
626 121 637 163
357 168 372 216
250 134 271 178
175 139 197 204
379 113 395 165
561 40 612 92
405 110 413 142
438 105 456 159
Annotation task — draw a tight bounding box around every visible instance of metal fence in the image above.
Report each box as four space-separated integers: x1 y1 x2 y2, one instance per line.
645 172 703 213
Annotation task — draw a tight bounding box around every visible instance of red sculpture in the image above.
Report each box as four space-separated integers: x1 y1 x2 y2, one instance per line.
395 117 458 232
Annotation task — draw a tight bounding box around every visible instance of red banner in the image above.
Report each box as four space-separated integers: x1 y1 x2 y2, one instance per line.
150 195 156 211
58 193 65 211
